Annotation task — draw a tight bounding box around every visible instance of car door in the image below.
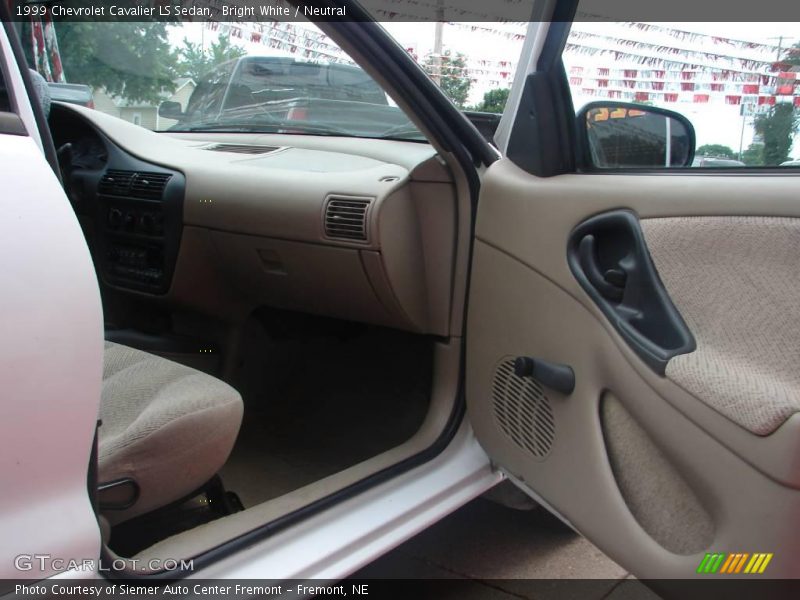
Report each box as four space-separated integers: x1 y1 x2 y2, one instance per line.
466 13 800 580
0 17 103 581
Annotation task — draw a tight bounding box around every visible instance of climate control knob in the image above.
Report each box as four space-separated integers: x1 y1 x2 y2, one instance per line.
140 213 155 234
107 208 123 229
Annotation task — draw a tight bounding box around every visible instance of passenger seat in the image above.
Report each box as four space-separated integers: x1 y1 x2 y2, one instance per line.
98 342 243 524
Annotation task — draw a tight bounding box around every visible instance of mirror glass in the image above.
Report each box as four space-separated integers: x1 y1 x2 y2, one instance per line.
584 105 693 168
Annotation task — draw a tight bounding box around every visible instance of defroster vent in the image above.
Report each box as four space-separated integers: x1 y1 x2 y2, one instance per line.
492 358 555 459
98 170 172 200
203 143 281 154
324 196 372 242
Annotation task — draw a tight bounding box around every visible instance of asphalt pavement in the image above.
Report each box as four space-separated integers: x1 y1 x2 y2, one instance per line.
350 496 661 600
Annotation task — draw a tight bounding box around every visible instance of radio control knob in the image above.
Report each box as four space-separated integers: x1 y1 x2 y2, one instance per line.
108 208 122 229
140 213 155 234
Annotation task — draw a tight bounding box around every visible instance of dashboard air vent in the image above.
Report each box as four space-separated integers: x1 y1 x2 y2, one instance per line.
98 170 171 200
203 143 281 154
98 170 135 196
129 172 172 200
324 197 372 242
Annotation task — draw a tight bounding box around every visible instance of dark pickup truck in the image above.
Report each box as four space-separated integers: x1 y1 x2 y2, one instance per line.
160 55 500 142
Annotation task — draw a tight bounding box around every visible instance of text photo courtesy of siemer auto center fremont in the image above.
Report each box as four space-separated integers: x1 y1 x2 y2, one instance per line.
3 0 800 599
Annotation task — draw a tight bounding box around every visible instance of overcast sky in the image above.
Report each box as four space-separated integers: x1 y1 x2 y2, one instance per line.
170 21 800 67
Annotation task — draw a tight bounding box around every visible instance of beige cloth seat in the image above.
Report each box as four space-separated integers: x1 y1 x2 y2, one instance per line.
99 342 243 524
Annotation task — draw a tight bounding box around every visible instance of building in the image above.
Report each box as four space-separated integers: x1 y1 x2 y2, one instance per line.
92 78 196 130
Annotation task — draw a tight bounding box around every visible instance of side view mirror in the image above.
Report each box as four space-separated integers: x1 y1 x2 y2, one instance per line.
577 102 695 169
158 101 185 120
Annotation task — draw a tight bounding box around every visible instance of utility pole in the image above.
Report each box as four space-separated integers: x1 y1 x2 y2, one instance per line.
766 35 799 62
432 0 444 84
738 108 747 161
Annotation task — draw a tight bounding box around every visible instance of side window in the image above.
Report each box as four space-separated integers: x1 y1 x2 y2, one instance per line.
563 22 800 168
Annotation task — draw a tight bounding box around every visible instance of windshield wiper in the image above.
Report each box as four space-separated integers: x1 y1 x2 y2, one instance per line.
261 119 355 136
376 123 427 141
171 121 355 136
170 123 278 132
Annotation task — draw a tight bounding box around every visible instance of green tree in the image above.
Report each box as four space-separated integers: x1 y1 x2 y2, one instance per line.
50 22 178 104
472 87 510 113
696 144 736 159
741 143 764 166
783 41 800 67
424 50 471 108
176 34 247 82
754 102 799 165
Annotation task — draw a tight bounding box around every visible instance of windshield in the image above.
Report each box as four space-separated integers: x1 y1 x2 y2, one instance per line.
18 21 425 141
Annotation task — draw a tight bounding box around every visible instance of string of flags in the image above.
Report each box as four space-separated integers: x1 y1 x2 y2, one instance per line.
206 20 519 84
205 20 354 64
441 22 799 106
30 14 65 83
616 22 790 55
214 19 798 106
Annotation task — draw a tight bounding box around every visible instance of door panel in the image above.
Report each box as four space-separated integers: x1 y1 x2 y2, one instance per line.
466 158 800 578
642 216 800 436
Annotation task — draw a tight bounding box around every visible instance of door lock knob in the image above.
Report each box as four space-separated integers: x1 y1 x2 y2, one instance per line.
513 356 575 395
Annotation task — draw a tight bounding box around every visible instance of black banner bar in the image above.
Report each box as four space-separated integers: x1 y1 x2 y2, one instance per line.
5 0 800 23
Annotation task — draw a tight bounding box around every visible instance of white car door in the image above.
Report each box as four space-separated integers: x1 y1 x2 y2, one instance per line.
0 21 103 581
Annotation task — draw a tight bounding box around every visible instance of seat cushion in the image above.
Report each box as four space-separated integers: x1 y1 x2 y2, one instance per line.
99 342 243 524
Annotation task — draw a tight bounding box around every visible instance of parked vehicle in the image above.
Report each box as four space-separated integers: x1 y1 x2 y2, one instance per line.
160 55 395 131
47 82 94 108
692 155 746 167
163 56 497 142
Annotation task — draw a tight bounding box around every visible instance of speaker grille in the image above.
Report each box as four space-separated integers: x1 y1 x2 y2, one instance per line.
492 358 555 459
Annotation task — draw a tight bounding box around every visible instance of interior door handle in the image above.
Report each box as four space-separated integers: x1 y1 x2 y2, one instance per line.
567 210 696 374
578 235 625 302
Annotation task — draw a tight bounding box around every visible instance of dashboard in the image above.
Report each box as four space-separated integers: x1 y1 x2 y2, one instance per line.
49 103 457 337
52 104 184 294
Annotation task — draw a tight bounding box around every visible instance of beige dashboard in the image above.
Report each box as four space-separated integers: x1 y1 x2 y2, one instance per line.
58 105 458 336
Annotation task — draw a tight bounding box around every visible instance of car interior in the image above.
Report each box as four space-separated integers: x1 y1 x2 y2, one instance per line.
19 10 800 581
43 47 474 566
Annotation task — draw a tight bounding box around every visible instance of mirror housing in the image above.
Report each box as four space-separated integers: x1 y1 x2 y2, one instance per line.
577 102 695 169
158 101 185 120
